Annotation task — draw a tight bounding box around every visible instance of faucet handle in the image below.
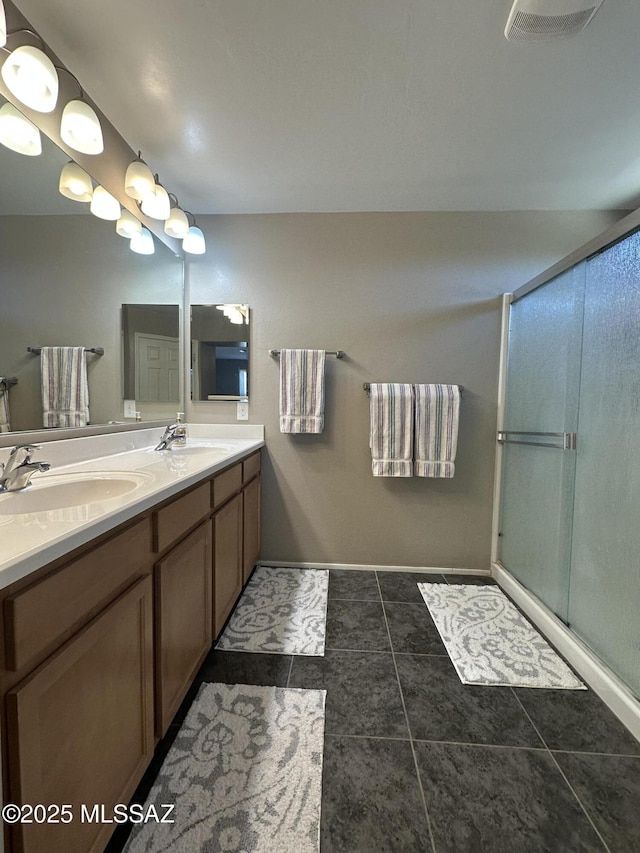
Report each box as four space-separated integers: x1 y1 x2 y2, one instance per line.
10 444 40 463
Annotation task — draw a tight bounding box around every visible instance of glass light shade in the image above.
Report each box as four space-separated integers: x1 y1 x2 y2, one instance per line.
140 183 170 220
124 159 155 201
0 1 7 48
59 161 93 202
1 45 59 113
228 307 245 324
60 100 104 155
116 208 142 239
183 225 206 255
164 206 189 238
0 102 41 156
130 227 155 255
90 185 120 220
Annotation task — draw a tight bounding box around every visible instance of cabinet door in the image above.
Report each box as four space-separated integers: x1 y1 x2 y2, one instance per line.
213 493 243 636
156 521 212 736
243 475 261 585
6 577 154 853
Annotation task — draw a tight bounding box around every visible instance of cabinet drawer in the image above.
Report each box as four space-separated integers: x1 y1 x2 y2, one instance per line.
153 482 210 553
212 463 242 509
4 519 151 673
242 450 261 484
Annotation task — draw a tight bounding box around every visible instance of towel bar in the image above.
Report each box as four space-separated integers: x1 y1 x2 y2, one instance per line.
0 377 18 389
363 383 464 396
28 347 104 356
269 349 345 359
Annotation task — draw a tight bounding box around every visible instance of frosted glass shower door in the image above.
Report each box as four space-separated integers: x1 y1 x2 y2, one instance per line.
568 234 640 695
498 264 585 621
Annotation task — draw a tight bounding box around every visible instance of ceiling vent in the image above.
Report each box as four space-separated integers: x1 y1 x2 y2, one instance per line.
504 0 605 41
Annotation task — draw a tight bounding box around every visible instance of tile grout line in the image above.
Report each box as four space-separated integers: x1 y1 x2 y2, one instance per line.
285 656 294 689
375 571 439 853
509 688 612 853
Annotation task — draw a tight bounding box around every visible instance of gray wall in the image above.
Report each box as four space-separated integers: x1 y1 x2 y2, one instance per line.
187 211 624 570
0 215 183 431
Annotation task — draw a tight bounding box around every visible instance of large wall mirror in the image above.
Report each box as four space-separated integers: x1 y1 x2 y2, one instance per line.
0 95 184 434
191 305 249 401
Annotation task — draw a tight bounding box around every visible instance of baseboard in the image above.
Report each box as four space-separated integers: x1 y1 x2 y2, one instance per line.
258 560 490 576
493 562 640 743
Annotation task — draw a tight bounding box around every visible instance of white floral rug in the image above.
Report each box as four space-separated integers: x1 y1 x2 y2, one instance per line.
418 583 586 689
124 683 326 853
216 566 328 656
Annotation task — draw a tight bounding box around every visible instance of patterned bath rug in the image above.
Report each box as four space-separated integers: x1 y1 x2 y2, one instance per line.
124 683 326 853
418 583 585 689
216 566 329 656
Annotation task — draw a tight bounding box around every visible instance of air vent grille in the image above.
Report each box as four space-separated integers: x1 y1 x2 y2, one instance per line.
508 8 597 41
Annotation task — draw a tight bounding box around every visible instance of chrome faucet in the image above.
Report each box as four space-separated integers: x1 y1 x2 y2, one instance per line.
0 445 51 492
154 422 187 451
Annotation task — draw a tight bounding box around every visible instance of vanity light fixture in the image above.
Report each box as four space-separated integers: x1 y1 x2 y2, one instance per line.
130 226 155 255
1 43 58 113
164 195 189 239
60 99 103 155
124 154 155 202
116 208 142 239
0 1 7 48
182 211 206 255
0 101 41 156
140 174 171 220
216 304 248 324
90 184 120 220
59 160 93 202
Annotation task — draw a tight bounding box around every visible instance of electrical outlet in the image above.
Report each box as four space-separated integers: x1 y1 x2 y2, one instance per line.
237 401 249 421
124 399 137 418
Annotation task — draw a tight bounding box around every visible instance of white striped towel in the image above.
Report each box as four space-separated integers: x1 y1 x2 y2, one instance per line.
41 347 90 428
369 383 414 477
0 380 10 433
279 349 326 433
414 384 460 478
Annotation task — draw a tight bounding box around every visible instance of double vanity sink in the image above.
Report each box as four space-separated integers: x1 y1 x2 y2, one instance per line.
0 425 264 588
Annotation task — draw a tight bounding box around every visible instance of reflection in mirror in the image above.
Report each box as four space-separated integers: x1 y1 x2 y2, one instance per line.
191 305 249 401
0 97 184 433
122 305 180 404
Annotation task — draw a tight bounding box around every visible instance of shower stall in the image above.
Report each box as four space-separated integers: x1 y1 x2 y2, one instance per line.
495 214 640 710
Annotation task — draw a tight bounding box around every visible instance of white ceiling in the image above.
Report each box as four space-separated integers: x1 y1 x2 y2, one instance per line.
14 0 640 214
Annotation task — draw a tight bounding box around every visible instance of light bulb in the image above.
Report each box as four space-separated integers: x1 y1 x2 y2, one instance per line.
164 205 189 238
1 45 58 113
183 225 206 255
90 185 120 220
124 159 155 201
140 183 170 220
116 209 142 239
60 100 104 155
0 102 41 156
59 161 93 202
130 227 155 255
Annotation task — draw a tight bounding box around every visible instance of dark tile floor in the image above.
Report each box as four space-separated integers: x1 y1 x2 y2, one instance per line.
107 570 640 853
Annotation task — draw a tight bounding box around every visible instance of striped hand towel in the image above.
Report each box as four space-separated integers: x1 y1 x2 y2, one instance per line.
41 347 90 428
414 384 460 478
279 349 326 433
369 383 414 477
0 381 10 433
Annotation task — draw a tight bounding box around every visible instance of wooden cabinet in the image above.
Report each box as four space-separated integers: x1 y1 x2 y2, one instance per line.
243 474 261 584
213 493 243 636
5 577 154 853
155 521 212 737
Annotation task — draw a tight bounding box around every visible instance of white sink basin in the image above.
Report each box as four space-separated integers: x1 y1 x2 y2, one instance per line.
0 471 151 514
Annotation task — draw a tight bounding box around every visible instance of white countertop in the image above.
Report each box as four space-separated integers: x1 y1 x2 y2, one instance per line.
0 424 264 590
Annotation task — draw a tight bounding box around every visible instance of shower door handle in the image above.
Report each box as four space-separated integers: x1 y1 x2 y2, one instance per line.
497 431 577 450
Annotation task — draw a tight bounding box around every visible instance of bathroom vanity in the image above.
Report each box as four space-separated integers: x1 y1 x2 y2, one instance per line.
0 425 263 853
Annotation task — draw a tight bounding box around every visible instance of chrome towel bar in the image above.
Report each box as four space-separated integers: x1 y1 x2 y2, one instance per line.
27 347 104 356
363 383 464 396
269 349 345 359
497 431 577 450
